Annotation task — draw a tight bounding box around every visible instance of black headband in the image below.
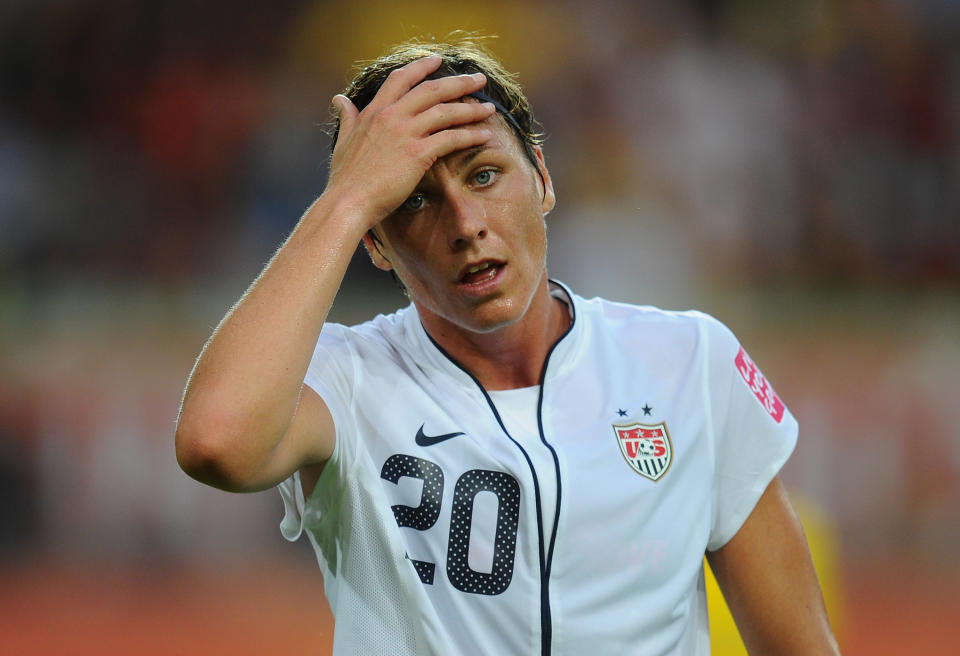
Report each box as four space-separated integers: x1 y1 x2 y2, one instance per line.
468 92 524 134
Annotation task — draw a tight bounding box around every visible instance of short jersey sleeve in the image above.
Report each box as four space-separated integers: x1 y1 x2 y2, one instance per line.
702 315 798 551
278 322 359 542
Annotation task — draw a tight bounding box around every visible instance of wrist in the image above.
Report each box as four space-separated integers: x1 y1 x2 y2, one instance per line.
302 188 383 244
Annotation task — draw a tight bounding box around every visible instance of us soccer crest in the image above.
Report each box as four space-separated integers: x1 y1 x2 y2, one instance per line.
612 421 673 481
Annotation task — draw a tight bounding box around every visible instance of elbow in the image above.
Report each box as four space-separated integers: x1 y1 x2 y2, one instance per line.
175 408 257 492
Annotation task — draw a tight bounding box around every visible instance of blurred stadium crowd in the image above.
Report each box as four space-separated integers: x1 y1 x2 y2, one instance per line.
1 0 958 591
2 1 958 286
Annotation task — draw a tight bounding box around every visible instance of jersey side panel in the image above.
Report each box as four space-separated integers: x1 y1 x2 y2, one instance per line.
280 318 452 655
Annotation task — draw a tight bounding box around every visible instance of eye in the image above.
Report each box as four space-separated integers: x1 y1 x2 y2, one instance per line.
401 192 426 212
473 169 497 187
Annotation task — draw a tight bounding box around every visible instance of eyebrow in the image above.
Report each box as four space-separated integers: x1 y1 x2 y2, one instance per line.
453 145 487 174
416 142 498 192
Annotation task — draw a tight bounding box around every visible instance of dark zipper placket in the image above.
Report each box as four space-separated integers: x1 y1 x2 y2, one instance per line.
530 298 575 656
422 287 576 656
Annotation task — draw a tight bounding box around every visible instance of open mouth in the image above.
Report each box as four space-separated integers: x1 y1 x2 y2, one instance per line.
459 260 504 286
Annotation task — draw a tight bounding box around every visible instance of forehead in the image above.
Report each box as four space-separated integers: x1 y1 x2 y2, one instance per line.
433 112 529 173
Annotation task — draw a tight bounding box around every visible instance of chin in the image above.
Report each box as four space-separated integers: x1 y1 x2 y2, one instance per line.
462 294 534 333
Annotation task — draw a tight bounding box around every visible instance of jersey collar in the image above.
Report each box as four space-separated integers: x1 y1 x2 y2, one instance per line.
401 279 585 392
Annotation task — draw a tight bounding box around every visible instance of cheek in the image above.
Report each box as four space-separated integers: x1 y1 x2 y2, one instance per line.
381 222 440 274
389 252 433 288
514 197 548 251
493 180 546 238
387 241 449 295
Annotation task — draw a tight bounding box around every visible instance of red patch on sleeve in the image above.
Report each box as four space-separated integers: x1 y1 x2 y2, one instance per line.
734 347 785 424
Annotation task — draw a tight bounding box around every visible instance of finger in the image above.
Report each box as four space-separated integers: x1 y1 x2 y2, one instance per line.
364 54 444 112
400 72 488 116
414 100 496 136
420 126 493 164
332 94 359 138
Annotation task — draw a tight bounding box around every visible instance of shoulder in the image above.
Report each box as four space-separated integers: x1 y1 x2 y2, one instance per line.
306 305 417 388
573 293 737 349
318 304 414 352
304 305 418 418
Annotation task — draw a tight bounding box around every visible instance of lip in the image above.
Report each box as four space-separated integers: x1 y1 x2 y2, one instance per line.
457 258 504 281
455 259 506 296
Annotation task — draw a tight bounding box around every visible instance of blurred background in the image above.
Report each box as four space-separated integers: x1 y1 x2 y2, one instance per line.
1 0 958 653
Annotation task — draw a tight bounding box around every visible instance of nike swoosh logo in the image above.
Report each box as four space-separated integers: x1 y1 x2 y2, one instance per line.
415 424 465 447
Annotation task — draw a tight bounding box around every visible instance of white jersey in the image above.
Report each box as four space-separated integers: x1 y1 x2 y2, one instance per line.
279 281 797 655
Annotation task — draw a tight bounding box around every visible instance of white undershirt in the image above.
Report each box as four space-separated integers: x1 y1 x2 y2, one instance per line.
487 385 557 545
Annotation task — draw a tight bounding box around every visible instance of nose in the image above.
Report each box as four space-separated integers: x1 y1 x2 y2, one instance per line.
443 191 487 251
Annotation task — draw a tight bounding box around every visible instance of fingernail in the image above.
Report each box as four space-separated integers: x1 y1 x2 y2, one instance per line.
472 73 485 81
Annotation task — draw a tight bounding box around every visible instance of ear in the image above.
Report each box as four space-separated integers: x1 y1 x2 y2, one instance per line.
532 146 556 215
361 230 394 272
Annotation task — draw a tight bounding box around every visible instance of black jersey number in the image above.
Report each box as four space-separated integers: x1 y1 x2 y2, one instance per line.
380 454 521 596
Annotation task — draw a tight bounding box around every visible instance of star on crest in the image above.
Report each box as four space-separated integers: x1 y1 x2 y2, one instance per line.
642 404 652 416
616 408 628 417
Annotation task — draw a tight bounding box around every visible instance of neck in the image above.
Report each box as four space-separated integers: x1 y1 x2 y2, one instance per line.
420 278 570 390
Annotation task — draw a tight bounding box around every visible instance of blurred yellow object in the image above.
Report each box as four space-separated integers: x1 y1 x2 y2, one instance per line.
287 0 575 83
706 494 844 654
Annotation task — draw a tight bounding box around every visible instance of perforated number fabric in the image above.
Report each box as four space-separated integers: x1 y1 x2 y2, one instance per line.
446 469 521 596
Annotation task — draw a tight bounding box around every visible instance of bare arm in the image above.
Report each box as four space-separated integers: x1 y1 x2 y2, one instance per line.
707 477 841 655
175 55 496 492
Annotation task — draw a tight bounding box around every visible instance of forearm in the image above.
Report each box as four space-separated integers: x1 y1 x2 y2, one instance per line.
175 191 369 484
708 478 841 655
